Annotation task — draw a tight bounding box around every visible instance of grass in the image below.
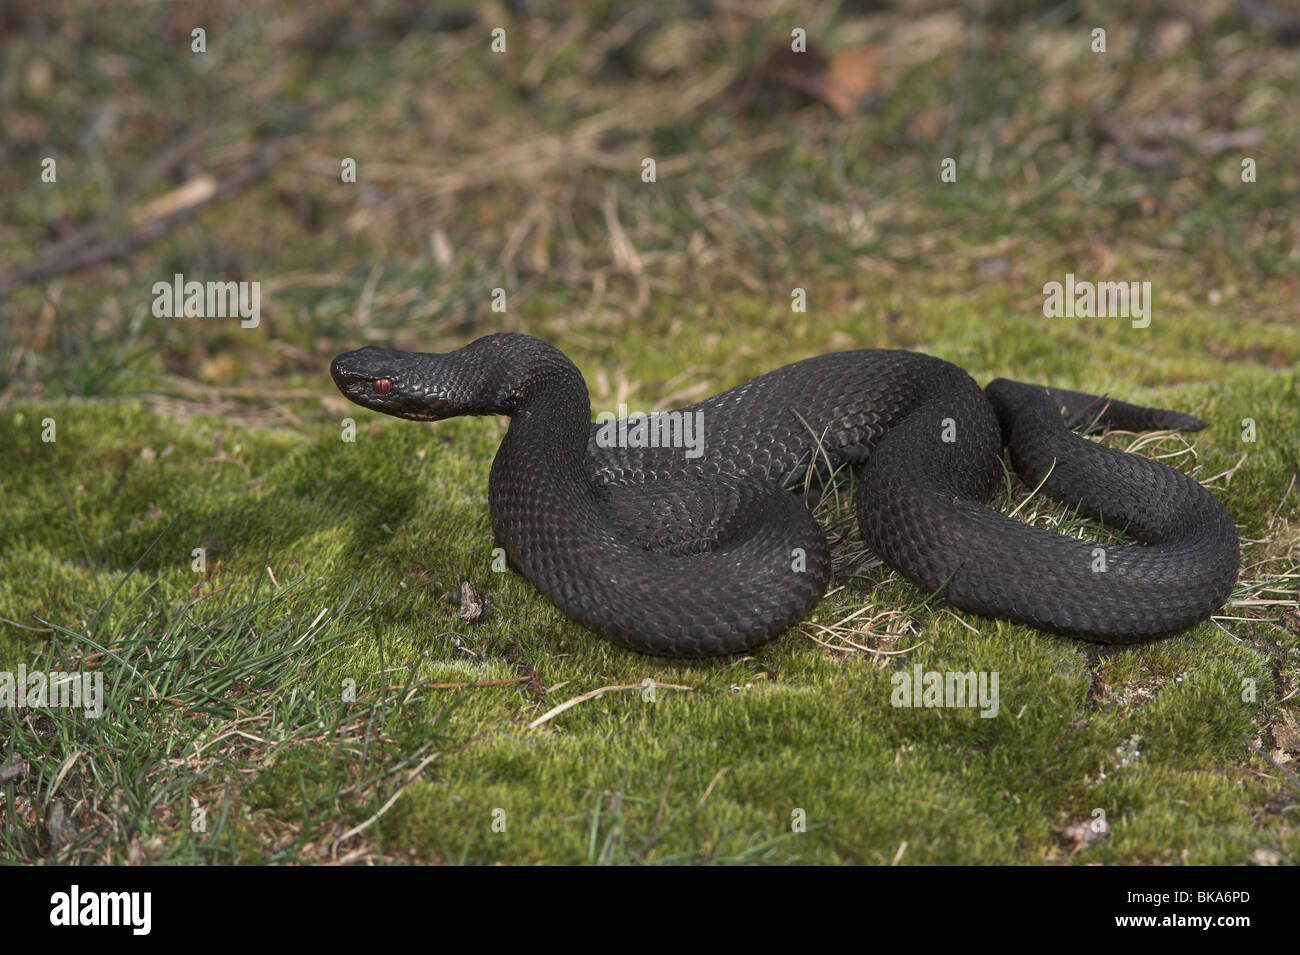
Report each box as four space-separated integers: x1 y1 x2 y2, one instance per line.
2 0 1299 864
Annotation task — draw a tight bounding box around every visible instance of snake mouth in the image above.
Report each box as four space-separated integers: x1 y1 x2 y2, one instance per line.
357 395 452 421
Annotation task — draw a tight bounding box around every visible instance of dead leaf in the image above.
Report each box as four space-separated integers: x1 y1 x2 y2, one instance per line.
823 46 880 117
729 41 878 117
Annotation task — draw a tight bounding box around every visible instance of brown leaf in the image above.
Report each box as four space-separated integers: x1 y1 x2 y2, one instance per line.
823 46 880 117
730 41 878 117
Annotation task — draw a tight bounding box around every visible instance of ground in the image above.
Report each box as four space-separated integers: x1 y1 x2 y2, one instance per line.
1 0 1297 864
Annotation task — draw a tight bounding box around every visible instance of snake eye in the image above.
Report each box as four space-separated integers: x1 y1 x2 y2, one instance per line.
374 379 392 395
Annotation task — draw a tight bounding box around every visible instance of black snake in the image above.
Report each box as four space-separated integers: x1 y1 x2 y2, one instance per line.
331 333 1239 656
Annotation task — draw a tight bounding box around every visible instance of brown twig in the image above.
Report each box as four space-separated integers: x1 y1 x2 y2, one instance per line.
527 680 692 729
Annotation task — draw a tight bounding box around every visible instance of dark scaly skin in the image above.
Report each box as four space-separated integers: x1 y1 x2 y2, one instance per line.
330 333 1239 656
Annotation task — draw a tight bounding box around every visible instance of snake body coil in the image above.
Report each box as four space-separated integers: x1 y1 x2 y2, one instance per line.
331 334 1239 656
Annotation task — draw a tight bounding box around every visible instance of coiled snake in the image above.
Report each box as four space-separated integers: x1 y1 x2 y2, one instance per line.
331 334 1238 657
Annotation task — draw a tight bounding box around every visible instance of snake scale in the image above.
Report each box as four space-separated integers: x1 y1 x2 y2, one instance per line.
331 333 1239 656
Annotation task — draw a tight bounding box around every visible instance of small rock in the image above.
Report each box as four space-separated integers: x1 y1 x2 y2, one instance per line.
45 798 77 847
1271 721 1300 754
443 581 488 622
1056 816 1109 853
0 754 26 785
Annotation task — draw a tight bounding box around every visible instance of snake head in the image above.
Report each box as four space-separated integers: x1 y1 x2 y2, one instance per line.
330 346 464 420
330 338 532 421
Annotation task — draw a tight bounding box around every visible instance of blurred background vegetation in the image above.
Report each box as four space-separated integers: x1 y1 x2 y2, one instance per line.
2 0 1297 415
